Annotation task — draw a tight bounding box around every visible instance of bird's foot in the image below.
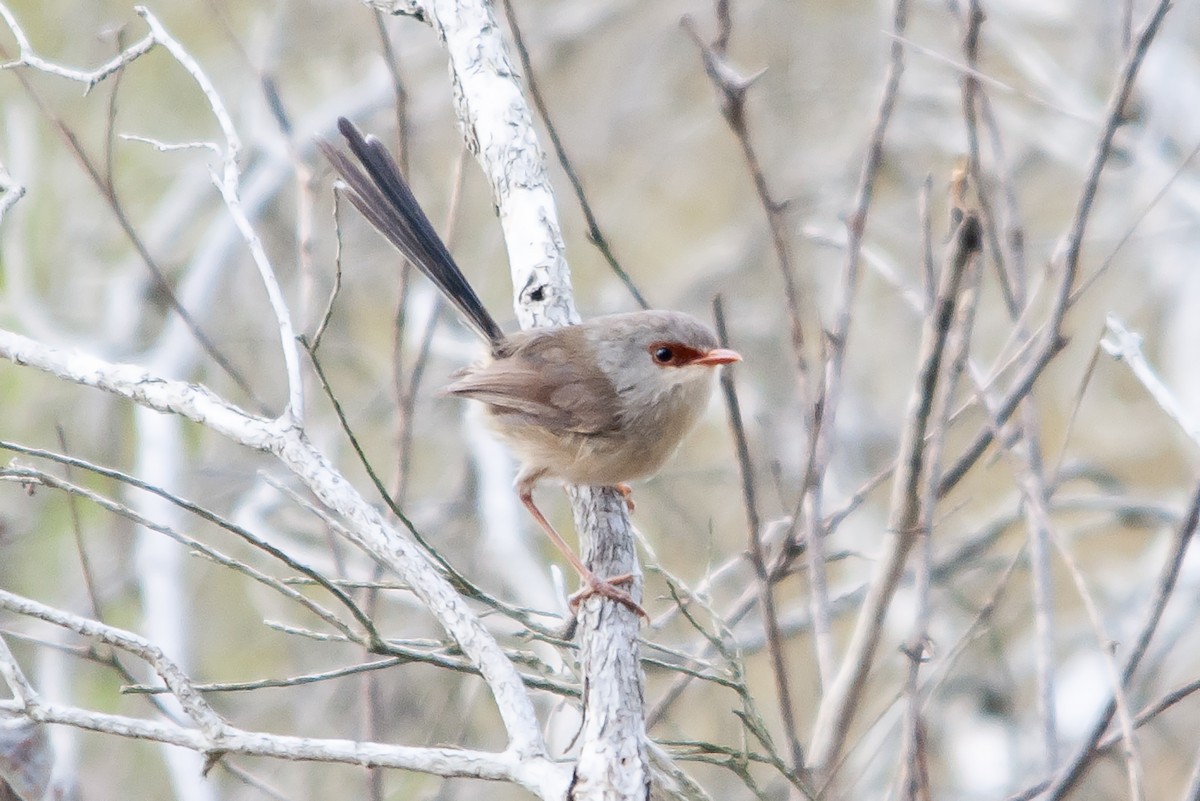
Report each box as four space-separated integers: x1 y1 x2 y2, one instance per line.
568 573 647 620
615 482 635 514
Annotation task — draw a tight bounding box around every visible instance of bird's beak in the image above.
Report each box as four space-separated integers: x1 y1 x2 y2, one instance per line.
690 347 742 366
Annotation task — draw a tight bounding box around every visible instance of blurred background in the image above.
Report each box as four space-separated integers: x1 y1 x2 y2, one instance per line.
1 0 1199 799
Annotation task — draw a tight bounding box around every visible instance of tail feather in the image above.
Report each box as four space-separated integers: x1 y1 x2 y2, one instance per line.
318 117 506 347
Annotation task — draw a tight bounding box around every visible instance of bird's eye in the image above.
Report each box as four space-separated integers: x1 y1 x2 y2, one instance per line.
652 346 674 364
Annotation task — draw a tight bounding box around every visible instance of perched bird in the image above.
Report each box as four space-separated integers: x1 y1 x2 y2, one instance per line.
320 117 740 617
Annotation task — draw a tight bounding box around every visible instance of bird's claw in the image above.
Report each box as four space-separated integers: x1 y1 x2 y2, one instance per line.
568 573 647 620
615 483 636 514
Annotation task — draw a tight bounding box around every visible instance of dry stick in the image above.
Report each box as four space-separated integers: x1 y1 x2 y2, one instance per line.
957 0 1061 768
808 213 981 775
1070 135 1200 306
957 0 1019 318
938 0 1172 500
686 1 813 770
969 365 1063 771
500 0 649 310
0 441 379 640
799 0 914 705
373 12 411 175
713 297 804 776
373 10 420 531
310 189 345 351
0 40 264 413
897 184 975 801
978 91 1028 304
1003 477 1200 801
1015 419 1061 767
682 11 807 377
918 177 934 310
1121 0 1134 52
897 179 939 801
374 13 417 513
1047 0 1170 334
1049 536 1146 801
685 4 838 702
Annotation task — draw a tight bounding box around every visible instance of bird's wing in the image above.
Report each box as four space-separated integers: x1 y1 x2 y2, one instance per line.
444 328 621 435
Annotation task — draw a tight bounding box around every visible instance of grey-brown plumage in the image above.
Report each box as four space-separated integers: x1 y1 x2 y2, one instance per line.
321 118 741 618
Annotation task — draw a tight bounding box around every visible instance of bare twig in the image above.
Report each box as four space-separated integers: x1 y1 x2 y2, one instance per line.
0 9 265 410
1050 535 1145 801
500 0 649 309
1036 477 1200 801
898 186 976 801
957 0 1019 317
809 212 981 773
1101 316 1200 448
713 296 804 774
0 443 378 639
682 8 807 379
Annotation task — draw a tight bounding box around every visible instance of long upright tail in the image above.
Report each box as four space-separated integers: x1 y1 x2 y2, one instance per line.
318 117 506 347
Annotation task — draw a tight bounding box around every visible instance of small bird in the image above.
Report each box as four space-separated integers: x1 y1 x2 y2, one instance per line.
320 117 740 617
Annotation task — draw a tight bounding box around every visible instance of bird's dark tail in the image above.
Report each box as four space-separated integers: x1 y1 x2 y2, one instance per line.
318 117 506 347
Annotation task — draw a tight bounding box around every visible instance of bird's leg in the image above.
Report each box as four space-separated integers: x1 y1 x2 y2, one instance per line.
615 482 635 514
517 485 647 619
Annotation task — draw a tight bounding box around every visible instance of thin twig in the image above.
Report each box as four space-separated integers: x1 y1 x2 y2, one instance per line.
500 0 649 309
1049 534 1145 801
682 8 807 379
0 16 265 411
0 441 378 640
713 296 804 775
809 211 981 773
1035 477 1200 801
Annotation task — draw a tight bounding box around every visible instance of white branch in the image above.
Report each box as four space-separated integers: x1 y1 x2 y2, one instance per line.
0 3 156 92
0 697 568 797
407 2 651 796
0 3 306 422
1102 315 1200 448
3 621 566 794
0 160 24 225
0 329 548 763
132 6 305 423
423 0 578 329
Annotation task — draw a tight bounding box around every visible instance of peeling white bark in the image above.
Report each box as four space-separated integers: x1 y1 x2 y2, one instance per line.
408 2 650 797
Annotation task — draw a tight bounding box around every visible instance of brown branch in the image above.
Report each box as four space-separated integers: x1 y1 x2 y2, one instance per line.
682 9 807 381
957 0 1020 318
938 0 1172 499
713 296 805 774
809 211 981 774
1006 477 1200 801
898 173 976 801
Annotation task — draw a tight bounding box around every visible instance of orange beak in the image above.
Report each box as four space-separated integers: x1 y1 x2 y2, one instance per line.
690 347 742 366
